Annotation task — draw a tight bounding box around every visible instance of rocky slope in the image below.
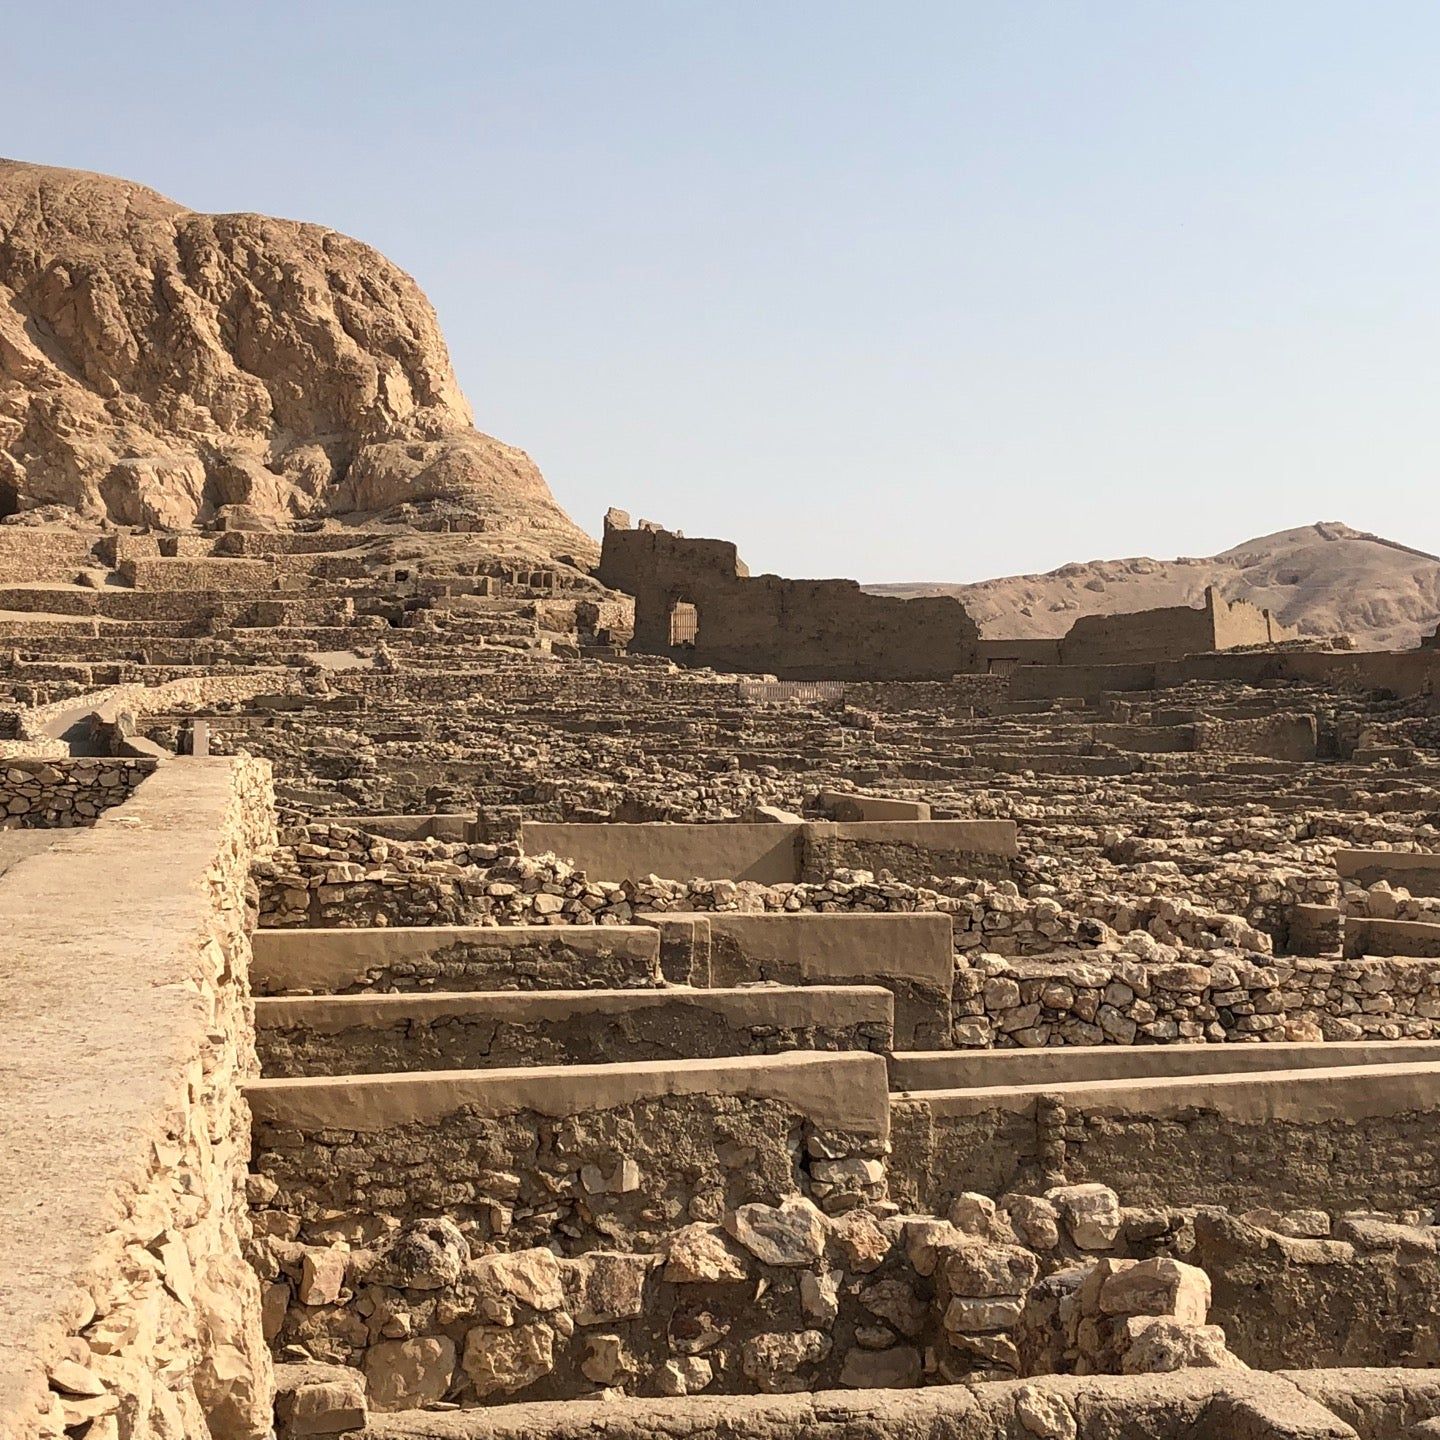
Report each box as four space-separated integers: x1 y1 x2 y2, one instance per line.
0 159 593 562
869 523 1440 651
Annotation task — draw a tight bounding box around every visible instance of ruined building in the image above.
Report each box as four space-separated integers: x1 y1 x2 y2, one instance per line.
8 159 1440 1440
597 510 981 679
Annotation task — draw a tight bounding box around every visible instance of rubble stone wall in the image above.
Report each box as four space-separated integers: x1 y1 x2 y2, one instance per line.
896 1069 1440 1216
0 756 154 825
0 757 277 1440
248 1058 890 1257
951 951 1440 1048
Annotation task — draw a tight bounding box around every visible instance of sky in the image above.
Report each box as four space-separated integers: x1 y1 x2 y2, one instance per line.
8 1 1440 581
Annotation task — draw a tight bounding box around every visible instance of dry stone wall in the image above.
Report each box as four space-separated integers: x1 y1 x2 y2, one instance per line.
250 1178 1250 1409
0 757 153 825
0 757 277 1440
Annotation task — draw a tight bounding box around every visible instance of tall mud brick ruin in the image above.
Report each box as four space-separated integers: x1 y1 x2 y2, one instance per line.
7 158 1440 1440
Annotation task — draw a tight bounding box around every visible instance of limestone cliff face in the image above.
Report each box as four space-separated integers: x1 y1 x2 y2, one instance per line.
0 159 592 558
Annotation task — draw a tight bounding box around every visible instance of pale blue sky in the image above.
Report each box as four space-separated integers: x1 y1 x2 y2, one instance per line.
9 2 1440 579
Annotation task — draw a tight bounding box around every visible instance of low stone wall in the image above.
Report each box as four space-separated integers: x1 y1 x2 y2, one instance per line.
0 757 277 1440
8 672 290 756
251 1173 1250 1412
254 986 894 1075
951 950 1440 1048
251 925 666 995
893 1061 1440 1216
518 820 1017 888
679 911 954 1048
799 821 1017 886
1193 712 1318 761
0 757 154 826
247 1053 891 1253
1193 1209 1440 1370
120 555 278 590
1336 847 1440 897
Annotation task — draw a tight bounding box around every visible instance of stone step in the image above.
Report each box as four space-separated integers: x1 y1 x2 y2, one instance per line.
251 925 666 996
1335 848 1440 897
1345 916 1440 958
255 983 894 1076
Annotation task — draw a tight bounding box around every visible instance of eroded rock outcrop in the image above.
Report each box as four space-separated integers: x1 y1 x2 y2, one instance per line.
0 158 593 560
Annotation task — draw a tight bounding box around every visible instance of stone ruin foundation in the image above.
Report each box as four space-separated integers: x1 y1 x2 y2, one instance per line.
2 521 1440 1440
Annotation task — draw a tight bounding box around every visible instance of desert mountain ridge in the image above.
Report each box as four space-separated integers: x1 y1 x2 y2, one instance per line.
0 157 594 564
866 522 1440 652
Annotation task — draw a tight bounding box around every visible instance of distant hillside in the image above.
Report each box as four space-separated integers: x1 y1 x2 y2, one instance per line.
867 523 1440 652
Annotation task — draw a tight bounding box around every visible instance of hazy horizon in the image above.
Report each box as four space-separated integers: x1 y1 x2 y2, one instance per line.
9 2 1440 582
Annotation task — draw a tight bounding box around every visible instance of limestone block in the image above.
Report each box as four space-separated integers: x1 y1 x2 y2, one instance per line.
363 1337 455 1411
940 1240 1041 1299
728 1197 827 1267
273 1362 366 1437
1097 1258 1210 1326
579 1333 632 1386
374 1218 468 1290
298 1248 348 1306
460 1321 556 1398
1047 1183 1122 1250
565 1251 654 1325
655 1356 714 1395
472 1247 564 1311
739 1329 830 1394
662 1223 749 1283
1118 1316 1246 1374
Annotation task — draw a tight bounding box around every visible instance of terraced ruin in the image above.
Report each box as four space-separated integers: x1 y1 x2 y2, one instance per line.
5 157 1440 1440
0 507 1439 1440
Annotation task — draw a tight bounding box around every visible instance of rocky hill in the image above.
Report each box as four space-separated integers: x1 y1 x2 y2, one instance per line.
0 159 593 563
869 523 1440 651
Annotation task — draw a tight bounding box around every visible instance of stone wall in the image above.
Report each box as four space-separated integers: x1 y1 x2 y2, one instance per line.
247 1054 889 1254
0 757 277 1440
0 757 154 825
1193 712 1318 760
895 1065 1440 1217
250 1167 1250 1411
951 949 1440 1049
10 672 290 755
